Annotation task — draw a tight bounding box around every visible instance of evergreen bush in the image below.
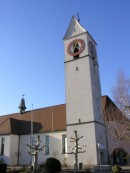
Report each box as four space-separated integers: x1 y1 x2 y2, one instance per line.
44 157 61 173
0 163 7 173
112 165 122 172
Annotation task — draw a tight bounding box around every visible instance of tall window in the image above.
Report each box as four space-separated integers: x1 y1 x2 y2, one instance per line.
62 134 67 154
1 138 5 155
45 135 49 155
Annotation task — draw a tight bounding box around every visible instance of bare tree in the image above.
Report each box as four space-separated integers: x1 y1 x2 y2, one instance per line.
103 95 130 165
112 70 130 117
102 72 130 164
27 135 45 172
67 130 86 173
103 97 127 140
111 70 130 141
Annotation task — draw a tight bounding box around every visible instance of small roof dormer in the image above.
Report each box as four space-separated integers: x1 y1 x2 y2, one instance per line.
63 16 86 41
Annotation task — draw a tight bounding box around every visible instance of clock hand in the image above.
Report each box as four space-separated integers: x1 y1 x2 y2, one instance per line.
73 42 80 49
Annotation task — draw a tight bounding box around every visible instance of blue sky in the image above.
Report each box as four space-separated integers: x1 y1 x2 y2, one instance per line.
0 0 130 115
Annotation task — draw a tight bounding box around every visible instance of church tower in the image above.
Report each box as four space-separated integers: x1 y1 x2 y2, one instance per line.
63 16 108 168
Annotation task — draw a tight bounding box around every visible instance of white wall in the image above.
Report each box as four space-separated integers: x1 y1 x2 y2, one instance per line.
10 135 19 165
0 135 10 165
0 135 19 165
18 131 67 166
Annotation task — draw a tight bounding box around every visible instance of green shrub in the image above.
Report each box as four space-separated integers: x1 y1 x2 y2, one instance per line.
112 165 122 172
44 157 61 173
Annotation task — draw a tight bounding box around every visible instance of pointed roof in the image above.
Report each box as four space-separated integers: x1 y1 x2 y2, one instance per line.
18 95 27 114
63 16 86 40
102 95 123 121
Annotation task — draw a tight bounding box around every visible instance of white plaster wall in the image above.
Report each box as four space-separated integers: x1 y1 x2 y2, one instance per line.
65 45 103 125
19 131 67 166
95 123 108 164
18 134 32 165
43 131 66 165
89 55 104 124
65 32 103 125
66 123 97 167
0 135 10 165
0 135 19 166
10 135 19 166
65 57 95 124
66 123 108 168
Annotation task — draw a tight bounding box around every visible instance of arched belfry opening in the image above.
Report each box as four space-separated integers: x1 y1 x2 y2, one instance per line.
73 42 79 59
18 95 27 114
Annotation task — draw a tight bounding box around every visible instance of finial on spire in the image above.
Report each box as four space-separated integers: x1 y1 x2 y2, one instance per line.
18 95 27 114
77 13 80 23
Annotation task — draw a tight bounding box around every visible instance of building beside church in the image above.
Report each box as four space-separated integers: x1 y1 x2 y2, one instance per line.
0 16 129 168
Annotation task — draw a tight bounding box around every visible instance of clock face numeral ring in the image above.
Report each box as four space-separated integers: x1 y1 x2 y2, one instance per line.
67 39 85 56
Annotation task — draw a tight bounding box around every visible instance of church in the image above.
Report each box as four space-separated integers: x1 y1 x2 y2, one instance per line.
0 16 129 168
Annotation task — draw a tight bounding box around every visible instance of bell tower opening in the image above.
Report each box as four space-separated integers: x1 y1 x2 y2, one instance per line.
73 42 79 59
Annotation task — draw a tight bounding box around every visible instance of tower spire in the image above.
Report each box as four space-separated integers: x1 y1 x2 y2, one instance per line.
18 95 27 114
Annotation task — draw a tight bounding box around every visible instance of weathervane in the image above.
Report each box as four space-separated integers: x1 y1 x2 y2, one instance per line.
77 13 80 23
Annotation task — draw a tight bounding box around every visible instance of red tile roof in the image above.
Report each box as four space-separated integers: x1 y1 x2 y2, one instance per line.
0 104 66 135
0 96 128 135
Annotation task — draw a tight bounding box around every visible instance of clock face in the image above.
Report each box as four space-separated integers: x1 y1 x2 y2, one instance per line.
89 41 96 59
67 39 85 56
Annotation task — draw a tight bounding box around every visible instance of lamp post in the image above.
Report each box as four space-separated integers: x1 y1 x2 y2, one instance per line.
97 143 107 171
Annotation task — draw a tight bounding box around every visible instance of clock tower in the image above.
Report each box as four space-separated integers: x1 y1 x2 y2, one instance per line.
63 16 108 168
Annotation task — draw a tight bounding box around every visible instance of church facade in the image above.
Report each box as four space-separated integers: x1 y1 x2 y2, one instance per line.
0 16 129 168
